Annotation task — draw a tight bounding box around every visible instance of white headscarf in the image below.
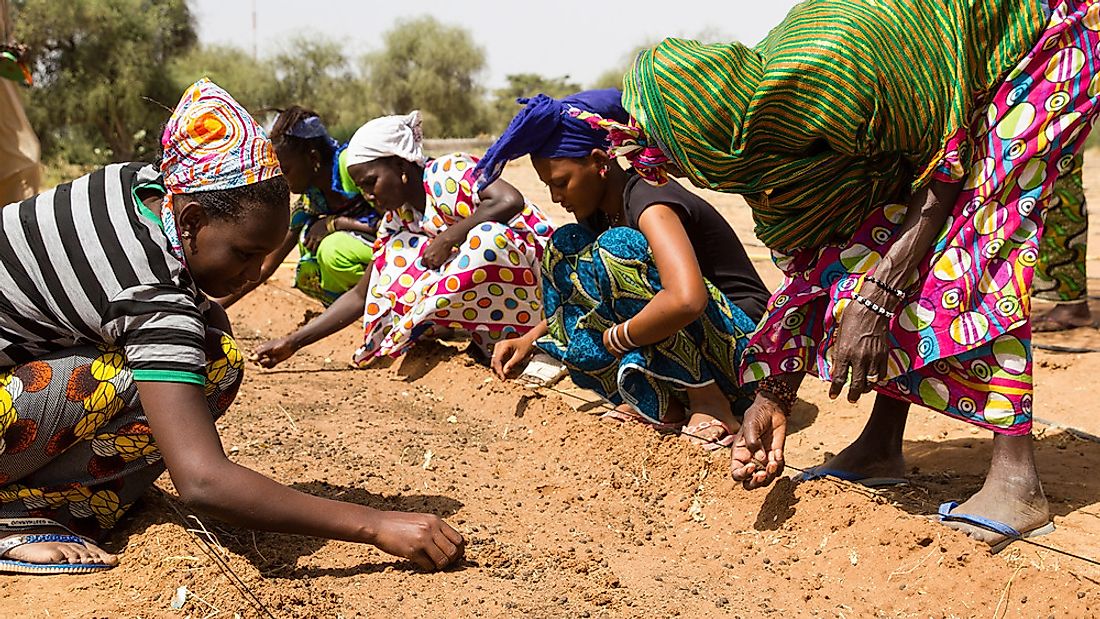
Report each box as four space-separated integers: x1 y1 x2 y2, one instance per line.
344 111 427 167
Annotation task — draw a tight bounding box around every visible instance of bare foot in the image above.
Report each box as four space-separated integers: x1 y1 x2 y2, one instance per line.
941 433 1050 547
1 528 118 566
1033 302 1093 332
817 437 906 480
682 383 740 446
812 394 909 479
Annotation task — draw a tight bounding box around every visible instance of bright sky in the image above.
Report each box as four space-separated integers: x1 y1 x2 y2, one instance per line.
192 1 803 88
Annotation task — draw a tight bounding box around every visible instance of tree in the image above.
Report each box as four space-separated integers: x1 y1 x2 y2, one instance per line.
361 16 489 138
269 36 381 141
13 0 197 161
168 44 281 118
488 73 580 134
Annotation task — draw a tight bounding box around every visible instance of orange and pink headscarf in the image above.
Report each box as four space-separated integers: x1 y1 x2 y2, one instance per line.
160 78 281 201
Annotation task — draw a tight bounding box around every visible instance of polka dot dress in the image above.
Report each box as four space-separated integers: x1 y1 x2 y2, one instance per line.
354 153 554 362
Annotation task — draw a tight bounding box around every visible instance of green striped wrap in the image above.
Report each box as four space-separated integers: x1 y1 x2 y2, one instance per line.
623 0 1048 252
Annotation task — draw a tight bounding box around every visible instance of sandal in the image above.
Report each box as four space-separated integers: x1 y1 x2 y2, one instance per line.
599 405 682 433
681 419 736 452
0 517 115 575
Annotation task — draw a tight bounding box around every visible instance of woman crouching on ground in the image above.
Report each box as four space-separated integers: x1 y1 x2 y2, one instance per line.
619 0 1099 551
215 106 379 309
254 112 554 368
485 90 771 449
0 80 463 574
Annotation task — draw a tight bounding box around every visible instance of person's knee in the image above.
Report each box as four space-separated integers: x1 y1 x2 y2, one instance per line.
595 227 650 261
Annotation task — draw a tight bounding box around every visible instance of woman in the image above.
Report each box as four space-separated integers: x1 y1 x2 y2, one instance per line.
216 106 378 308
254 111 553 368
615 0 1099 550
484 90 770 449
0 80 463 574
1033 154 1092 331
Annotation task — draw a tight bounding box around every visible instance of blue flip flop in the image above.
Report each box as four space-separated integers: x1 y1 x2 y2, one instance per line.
937 501 1056 554
795 466 908 488
0 517 115 575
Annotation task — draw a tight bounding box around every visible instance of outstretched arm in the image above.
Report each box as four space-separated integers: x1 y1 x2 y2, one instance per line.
253 274 369 367
139 379 464 570
829 179 962 401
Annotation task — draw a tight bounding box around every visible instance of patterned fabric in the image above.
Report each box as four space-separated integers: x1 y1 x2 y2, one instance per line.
473 90 628 187
160 78 281 200
741 0 1100 436
1035 153 1088 303
0 330 242 540
537 224 758 423
0 164 210 386
353 153 554 361
287 168 379 306
620 0 1048 252
569 109 673 186
294 231 375 306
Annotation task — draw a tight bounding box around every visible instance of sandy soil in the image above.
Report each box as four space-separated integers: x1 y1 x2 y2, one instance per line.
3 158 1100 617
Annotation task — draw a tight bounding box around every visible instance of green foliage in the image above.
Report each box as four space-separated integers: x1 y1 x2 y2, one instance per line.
361 16 489 138
13 0 197 161
488 73 580 134
9 3 652 164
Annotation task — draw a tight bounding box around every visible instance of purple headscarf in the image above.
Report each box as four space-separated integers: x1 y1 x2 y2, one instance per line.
474 89 628 187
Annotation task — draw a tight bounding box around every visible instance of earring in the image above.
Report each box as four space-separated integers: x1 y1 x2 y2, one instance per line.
314 163 320 173
181 231 191 239
401 172 408 184
599 166 608 178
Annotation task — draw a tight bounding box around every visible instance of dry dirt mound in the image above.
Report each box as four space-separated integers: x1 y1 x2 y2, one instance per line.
3 333 1098 617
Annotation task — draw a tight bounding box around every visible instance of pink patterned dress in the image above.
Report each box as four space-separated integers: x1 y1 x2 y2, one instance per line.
741 0 1100 435
354 153 553 361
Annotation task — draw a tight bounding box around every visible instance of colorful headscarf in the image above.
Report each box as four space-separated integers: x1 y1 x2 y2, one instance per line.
344 111 427 168
160 78 281 200
566 108 674 186
273 110 359 200
621 0 1047 252
474 89 630 186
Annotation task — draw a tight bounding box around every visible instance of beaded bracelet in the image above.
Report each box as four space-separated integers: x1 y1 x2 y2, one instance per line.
852 292 896 320
865 275 907 300
757 376 797 413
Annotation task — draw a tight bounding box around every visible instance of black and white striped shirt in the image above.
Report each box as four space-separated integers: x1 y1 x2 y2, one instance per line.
0 163 208 385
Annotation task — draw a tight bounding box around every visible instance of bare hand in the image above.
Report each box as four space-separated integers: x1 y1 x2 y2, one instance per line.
370 511 466 571
730 394 788 489
422 227 465 270
252 337 298 368
491 336 534 379
304 218 332 255
829 298 892 403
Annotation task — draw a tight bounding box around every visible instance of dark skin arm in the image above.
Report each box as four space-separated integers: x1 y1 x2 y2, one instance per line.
138 379 464 570
600 204 709 353
829 178 962 401
252 274 369 367
492 204 708 377
730 178 962 490
421 178 526 269
214 228 298 309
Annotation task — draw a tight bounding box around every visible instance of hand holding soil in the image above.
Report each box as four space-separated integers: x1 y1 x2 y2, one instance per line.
369 511 466 571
